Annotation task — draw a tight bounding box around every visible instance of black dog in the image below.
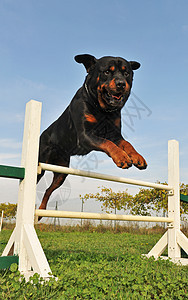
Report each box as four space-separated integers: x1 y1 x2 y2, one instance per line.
37 54 147 212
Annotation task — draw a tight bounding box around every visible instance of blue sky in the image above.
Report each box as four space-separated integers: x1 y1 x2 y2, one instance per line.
0 0 188 214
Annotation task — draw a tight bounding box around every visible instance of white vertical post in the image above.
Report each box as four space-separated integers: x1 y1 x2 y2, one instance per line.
16 100 42 228
168 140 181 259
2 100 52 280
15 100 41 273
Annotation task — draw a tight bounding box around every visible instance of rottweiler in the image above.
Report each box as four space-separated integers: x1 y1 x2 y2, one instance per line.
37 54 147 213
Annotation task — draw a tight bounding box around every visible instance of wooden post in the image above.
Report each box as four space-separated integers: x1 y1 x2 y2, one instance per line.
146 140 188 265
168 140 181 259
2 100 52 281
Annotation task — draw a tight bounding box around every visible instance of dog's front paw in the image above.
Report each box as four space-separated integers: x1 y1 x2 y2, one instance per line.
112 150 133 169
129 152 147 170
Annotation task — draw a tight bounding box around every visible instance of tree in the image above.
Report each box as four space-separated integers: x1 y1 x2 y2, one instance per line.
80 186 133 214
132 183 168 216
80 183 188 220
0 203 17 219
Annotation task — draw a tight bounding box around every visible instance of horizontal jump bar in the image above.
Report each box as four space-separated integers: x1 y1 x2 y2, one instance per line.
38 163 173 191
180 194 188 203
35 209 173 223
0 165 25 180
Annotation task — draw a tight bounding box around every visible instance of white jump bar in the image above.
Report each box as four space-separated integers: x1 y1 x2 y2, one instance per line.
38 163 173 191
35 209 173 223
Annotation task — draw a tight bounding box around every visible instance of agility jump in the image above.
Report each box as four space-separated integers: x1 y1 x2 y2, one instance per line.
1 100 188 281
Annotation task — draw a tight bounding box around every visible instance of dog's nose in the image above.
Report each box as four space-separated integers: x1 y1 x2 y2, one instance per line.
116 80 126 90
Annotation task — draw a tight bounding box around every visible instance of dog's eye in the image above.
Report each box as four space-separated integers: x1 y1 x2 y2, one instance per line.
104 70 110 75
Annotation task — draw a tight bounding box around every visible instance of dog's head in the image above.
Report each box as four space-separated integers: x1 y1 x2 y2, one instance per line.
75 54 140 111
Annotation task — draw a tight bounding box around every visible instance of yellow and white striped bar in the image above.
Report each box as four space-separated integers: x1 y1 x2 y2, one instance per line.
35 209 173 223
38 163 173 192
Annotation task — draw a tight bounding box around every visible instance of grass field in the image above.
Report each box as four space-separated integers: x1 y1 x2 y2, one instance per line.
0 228 187 299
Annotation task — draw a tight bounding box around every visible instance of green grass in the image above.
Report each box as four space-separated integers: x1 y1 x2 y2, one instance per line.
0 229 187 299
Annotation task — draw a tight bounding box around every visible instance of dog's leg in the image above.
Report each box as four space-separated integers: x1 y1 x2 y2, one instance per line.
38 156 70 219
99 140 133 169
39 172 68 210
38 172 68 221
118 139 147 169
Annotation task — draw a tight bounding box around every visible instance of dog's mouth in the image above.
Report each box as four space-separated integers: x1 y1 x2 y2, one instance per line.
102 88 128 107
106 91 124 101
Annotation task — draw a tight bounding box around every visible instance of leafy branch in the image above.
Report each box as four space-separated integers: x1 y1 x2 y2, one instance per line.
80 183 188 219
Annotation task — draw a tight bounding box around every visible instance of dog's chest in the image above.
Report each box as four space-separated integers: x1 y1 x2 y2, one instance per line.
86 115 120 140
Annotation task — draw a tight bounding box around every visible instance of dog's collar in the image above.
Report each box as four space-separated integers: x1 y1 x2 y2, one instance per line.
84 83 119 113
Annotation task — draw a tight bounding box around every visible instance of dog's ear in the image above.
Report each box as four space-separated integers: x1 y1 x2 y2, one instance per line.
129 61 141 70
74 54 97 73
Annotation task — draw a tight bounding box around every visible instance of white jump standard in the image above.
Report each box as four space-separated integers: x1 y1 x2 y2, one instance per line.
1 100 188 281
